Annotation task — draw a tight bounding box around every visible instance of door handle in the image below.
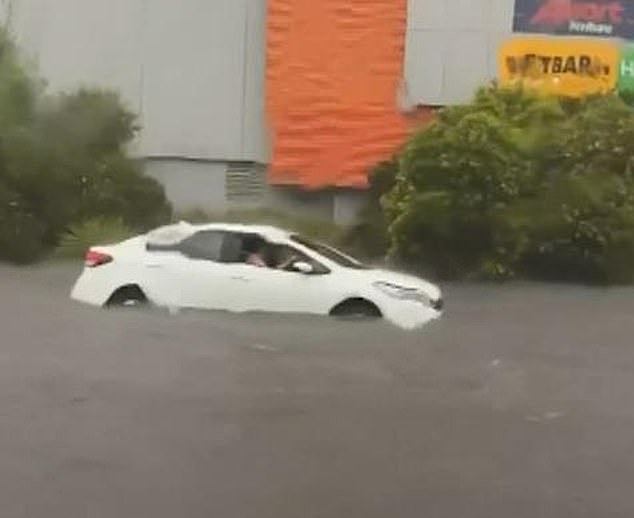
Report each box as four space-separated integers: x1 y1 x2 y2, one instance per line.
145 263 163 269
231 276 251 282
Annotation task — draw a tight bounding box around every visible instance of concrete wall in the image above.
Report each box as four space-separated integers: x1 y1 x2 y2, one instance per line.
145 159 228 213
264 188 335 223
242 0 269 164
333 191 367 226
404 0 515 106
3 0 268 163
145 159 362 226
0 0 365 223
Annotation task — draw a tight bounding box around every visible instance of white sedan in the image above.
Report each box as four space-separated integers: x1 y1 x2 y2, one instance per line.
71 222 443 329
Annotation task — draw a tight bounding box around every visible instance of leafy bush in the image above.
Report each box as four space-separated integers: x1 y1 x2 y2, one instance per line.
383 85 634 283
520 95 634 283
0 29 171 264
385 86 561 279
0 180 46 263
522 179 634 284
55 217 134 259
344 158 397 259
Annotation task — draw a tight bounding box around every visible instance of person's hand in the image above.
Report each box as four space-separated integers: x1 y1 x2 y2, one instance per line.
279 255 298 270
247 254 267 267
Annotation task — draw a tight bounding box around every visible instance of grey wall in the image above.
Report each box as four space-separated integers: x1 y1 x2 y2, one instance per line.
242 0 270 164
145 159 227 212
2 0 268 163
145 159 364 224
333 191 367 226
405 0 515 106
264 188 335 222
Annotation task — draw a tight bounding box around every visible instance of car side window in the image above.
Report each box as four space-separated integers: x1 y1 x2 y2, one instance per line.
177 231 225 262
269 244 330 274
220 232 265 263
219 232 244 263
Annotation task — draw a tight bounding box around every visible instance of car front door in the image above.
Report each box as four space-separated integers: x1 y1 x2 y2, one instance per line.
232 244 335 315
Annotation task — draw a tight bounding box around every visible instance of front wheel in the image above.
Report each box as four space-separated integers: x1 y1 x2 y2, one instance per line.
105 285 148 308
330 299 382 320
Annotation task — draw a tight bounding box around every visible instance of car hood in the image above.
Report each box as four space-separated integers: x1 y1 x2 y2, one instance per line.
359 268 442 300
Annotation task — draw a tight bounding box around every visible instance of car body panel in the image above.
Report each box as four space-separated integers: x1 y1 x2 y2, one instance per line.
70 223 443 329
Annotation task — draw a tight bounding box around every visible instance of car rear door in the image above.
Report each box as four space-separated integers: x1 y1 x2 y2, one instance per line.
145 230 239 310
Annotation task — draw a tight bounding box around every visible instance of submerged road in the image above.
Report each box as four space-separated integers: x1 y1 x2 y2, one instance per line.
1 263 634 517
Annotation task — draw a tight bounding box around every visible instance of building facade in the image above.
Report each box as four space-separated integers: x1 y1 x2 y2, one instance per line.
3 0 628 222
1 0 424 222
404 0 634 104
2 0 270 213
404 0 514 106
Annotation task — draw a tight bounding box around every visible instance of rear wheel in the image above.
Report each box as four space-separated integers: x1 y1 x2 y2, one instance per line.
105 285 148 308
330 299 382 320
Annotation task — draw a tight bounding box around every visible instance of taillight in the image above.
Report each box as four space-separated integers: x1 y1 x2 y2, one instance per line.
85 249 113 268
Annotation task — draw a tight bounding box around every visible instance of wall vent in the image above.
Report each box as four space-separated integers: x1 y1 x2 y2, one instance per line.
225 162 266 202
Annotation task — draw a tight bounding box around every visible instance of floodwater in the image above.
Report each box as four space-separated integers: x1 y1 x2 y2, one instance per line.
2 263 634 517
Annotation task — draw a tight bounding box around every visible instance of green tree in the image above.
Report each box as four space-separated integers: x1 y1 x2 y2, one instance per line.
384 85 634 283
386 86 565 279
521 95 634 283
0 29 171 263
345 157 398 259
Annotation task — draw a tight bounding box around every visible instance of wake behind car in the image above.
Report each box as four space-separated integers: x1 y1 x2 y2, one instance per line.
71 222 443 329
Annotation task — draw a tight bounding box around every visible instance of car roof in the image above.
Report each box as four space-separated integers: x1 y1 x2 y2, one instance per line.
191 222 292 241
147 221 293 245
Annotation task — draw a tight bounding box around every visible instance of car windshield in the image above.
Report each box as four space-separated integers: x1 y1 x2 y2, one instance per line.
291 235 369 270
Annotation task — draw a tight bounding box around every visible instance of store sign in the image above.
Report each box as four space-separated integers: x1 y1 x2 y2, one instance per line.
618 46 634 94
513 0 634 39
499 38 620 96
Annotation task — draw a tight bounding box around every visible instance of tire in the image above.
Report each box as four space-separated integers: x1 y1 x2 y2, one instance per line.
330 298 382 320
105 285 148 308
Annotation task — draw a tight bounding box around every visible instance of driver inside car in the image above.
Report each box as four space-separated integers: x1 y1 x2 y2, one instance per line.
244 239 268 268
244 239 307 271
269 244 304 271
246 251 267 268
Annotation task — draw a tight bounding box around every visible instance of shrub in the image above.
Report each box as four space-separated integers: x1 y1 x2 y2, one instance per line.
383 85 634 283
0 180 46 263
0 28 172 263
55 217 134 259
519 95 634 283
386 86 562 279
344 158 397 259
521 165 634 285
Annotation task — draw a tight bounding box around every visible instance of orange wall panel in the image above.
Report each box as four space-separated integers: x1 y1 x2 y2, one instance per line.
266 0 409 189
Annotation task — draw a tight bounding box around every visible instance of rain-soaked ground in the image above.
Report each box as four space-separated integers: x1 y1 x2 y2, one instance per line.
2 262 634 517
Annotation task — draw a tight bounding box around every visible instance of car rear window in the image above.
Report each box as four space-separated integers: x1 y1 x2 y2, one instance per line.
177 231 225 261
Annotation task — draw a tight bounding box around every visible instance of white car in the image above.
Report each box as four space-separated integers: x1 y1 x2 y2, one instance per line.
71 222 443 329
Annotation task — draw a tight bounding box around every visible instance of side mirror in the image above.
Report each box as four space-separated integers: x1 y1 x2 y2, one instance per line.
292 261 314 274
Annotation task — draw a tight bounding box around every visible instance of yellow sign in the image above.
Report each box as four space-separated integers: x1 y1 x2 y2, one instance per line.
499 38 619 97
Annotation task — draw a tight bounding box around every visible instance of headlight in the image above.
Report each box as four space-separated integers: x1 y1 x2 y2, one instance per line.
373 281 432 305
